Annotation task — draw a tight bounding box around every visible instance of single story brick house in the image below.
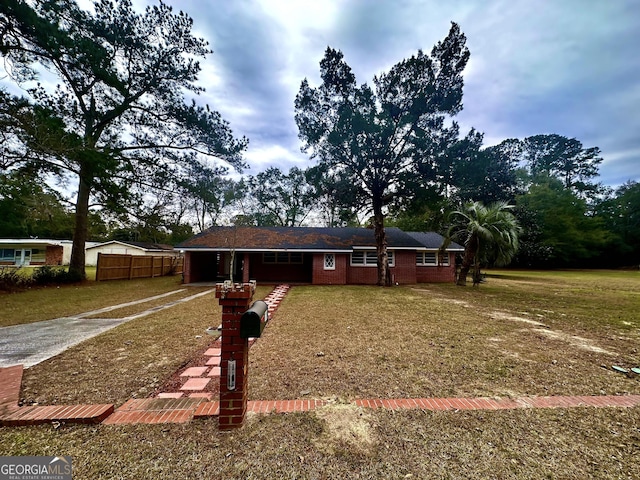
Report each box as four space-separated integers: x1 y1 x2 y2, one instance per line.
176 226 464 285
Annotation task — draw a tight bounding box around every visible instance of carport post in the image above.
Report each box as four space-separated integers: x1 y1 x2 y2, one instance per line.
215 282 255 430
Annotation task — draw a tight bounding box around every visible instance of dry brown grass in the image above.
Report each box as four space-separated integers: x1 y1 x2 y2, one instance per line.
3 270 640 478
249 271 640 401
18 285 271 405
0 275 186 327
0 406 638 479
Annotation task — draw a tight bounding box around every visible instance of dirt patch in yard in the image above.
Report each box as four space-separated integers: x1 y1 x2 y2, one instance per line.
313 403 376 456
535 329 617 356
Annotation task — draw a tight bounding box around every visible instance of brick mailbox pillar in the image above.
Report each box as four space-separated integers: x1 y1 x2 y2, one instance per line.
215 282 255 430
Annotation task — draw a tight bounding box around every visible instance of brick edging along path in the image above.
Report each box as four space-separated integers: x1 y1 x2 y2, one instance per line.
2 281 640 427
97 394 640 425
1 364 640 426
2 390 639 427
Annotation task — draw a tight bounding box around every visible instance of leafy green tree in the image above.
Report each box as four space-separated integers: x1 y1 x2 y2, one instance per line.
0 170 72 238
594 180 640 267
610 181 640 265
177 163 235 232
516 175 611 267
305 164 359 227
0 0 247 278
392 132 522 231
247 167 315 227
295 23 470 285
510 205 553 268
522 134 603 199
446 201 520 286
455 139 523 204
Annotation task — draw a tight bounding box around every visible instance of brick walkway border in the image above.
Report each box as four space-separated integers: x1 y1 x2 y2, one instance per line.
2 281 640 427
100 394 640 425
1 363 640 426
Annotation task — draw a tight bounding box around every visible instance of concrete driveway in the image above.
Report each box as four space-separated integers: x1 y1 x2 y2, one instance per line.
0 289 214 368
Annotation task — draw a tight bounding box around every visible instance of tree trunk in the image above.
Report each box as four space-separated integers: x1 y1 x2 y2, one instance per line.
457 234 478 286
69 163 90 280
373 203 391 287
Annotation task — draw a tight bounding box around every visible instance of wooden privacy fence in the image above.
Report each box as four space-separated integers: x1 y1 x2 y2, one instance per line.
96 253 183 281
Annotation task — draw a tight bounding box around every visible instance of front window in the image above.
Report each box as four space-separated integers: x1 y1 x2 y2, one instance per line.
0 249 14 262
351 250 394 266
263 252 303 264
416 251 448 266
324 254 335 270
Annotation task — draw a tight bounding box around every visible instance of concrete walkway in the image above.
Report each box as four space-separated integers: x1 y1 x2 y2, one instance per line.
0 289 214 368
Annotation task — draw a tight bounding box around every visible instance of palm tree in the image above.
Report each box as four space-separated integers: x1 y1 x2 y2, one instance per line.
445 201 521 286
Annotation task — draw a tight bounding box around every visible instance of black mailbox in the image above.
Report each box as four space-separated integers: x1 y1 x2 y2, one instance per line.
240 300 269 338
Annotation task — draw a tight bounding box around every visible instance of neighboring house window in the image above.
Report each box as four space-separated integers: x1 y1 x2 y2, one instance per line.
0 249 15 262
416 252 438 266
350 250 394 266
263 252 303 264
324 253 335 270
31 248 46 263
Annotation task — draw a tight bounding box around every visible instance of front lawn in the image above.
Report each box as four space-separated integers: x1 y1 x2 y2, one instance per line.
1 406 638 479
2 270 639 479
248 270 640 400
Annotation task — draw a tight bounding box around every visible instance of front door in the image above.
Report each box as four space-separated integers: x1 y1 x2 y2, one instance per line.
14 249 31 266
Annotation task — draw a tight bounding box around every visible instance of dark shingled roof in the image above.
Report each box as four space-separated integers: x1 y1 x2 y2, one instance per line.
405 232 465 251
177 226 461 251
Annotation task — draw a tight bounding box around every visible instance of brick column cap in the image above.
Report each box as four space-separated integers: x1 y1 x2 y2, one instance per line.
215 281 256 299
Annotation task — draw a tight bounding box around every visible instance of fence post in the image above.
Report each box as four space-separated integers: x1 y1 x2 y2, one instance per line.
96 253 102 281
128 255 134 280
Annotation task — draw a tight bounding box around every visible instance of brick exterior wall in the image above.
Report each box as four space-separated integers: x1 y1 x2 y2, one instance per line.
183 250 457 285
182 252 192 283
312 253 347 284
345 250 418 285
416 252 456 283
390 251 417 284
346 262 378 284
45 246 63 265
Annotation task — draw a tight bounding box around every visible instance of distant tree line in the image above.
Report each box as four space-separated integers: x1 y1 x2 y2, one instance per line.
3 144 638 269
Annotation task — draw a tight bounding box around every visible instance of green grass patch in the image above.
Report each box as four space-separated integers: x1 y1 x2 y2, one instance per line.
0 275 184 327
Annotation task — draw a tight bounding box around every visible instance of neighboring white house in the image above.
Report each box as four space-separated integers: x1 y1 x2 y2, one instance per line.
60 240 102 264
85 240 179 266
0 239 65 266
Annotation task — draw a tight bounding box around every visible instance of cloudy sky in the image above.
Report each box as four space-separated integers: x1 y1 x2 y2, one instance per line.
144 0 637 189
137 0 640 186
9 0 640 189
